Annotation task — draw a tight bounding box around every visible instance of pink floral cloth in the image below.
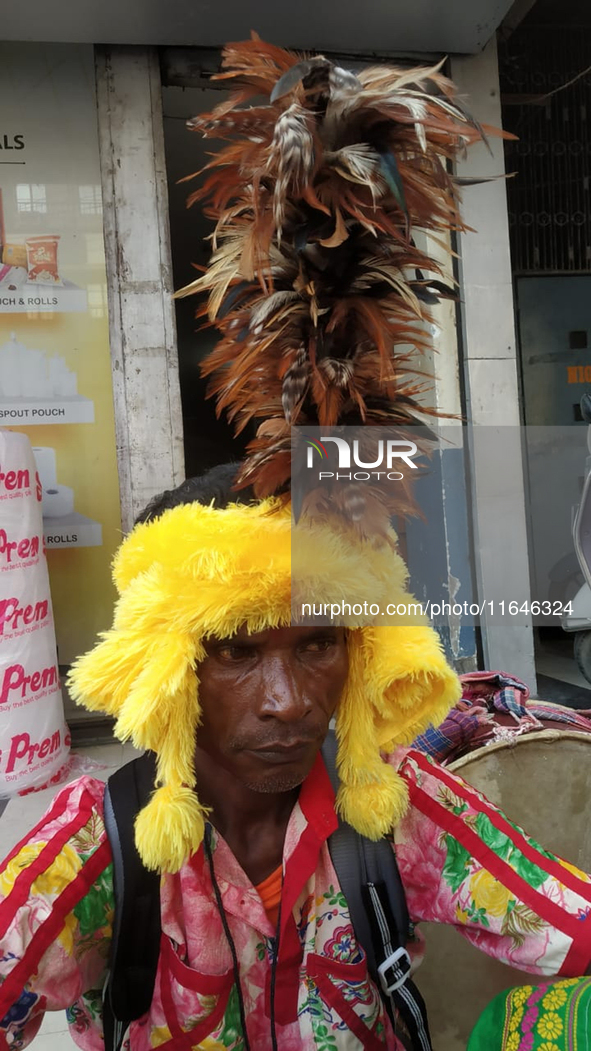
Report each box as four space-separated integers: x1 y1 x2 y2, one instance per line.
0 749 590 1050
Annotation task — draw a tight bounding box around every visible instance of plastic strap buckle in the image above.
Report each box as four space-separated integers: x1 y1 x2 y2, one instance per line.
377 946 412 995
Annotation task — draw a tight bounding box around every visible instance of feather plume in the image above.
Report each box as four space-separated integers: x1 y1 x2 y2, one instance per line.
177 35 509 532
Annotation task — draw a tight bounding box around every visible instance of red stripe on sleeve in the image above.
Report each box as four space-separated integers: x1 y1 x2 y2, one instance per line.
410 778 591 974
0 790 72 874
0 787 101 940
409 779 583 941
0 839 112 1015
408 751 591 901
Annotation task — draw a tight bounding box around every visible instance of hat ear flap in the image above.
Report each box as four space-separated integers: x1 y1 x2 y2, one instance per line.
113 635 201 759
67 565 182 715
68 565 206 875
67 629 156 719
366 625 460 748
135 784 207 873
335 632 409 838
128 647 207 874
335 624 460 838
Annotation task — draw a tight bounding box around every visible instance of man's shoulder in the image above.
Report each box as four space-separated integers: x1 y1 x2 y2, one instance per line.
381 745 413 770
5 775 109 863
50 773 108 816
0 776 112 911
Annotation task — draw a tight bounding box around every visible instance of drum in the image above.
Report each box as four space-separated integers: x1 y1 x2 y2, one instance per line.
414 730 591 1051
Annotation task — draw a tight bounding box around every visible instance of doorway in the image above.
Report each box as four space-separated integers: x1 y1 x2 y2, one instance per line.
518 274 591 704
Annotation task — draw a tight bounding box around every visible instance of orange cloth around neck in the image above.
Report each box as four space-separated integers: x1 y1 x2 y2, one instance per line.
255 864 283 928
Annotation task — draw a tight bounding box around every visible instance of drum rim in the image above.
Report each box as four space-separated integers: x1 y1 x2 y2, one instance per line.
449 728 591 772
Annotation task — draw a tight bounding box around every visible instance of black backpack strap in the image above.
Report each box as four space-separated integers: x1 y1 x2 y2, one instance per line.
321 730 432 1051
102 752 161 1051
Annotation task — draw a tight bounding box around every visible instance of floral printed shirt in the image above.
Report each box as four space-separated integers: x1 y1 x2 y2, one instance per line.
0 749 590 1050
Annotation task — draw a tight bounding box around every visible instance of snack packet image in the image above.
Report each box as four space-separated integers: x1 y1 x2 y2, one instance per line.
25 235 62 285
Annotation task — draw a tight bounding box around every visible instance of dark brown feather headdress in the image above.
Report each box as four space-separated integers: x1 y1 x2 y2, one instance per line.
176 34 504 527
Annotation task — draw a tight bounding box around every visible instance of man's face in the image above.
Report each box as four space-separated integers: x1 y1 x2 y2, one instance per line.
196 625 348 793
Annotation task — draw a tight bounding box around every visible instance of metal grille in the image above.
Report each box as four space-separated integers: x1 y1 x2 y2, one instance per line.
499 27 591 273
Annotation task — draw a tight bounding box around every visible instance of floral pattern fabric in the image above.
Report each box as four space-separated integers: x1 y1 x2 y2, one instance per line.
0 749 589 1050
467 976 591 1050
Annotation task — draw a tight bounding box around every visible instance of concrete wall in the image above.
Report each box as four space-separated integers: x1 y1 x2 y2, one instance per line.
451 36 537 689
95 46 185 531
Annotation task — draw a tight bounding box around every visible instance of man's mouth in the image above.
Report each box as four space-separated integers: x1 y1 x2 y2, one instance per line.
248 741 314 763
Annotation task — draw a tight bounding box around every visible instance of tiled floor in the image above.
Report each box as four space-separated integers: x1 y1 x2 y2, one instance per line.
0 741 140 1050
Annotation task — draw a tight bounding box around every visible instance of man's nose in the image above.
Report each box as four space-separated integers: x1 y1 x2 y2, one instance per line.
258 658 312 722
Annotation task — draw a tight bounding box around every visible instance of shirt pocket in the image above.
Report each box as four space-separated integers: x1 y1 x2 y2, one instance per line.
138 935 235 1050
306 951 389 1050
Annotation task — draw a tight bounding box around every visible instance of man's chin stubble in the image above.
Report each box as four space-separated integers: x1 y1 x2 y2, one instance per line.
243 771 307 793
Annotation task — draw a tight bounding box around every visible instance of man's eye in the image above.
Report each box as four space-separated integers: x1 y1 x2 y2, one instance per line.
217 645 253 661
303 637 336 653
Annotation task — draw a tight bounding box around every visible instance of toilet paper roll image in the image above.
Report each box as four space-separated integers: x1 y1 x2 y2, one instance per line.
32 447 57 490
42 484 74 518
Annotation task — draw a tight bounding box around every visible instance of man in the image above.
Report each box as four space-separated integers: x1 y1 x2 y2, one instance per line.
2 38 589 1051
0 467 590 1051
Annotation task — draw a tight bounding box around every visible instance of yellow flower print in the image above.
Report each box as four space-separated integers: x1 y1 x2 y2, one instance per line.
151 1026 172 1047
31 843 82 898
0 841 83 954
470 869 512 918
0 840 83 900
56 911 79 955
505 1032 520 1051
542 985 568 1010
559 859 590 883
538 1044 561 1051
196 1041 227 1051
537 1013 564 1040
511 986 533 1007
0 843 45 895
455 905 470 924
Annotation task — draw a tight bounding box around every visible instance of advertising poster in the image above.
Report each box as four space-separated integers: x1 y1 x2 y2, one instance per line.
0 43 121 668
0 430 70 793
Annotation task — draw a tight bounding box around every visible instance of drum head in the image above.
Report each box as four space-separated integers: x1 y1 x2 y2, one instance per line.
414 731 591 1051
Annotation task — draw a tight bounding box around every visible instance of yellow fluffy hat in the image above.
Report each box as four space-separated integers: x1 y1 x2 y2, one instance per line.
68 497 460 874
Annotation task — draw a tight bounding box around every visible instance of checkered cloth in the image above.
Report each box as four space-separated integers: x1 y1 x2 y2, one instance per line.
412 670 591 764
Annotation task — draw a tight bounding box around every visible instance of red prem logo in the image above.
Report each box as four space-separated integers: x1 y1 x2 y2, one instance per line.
0 598 49 636
0 529 41 566
3 729 63 774
0 663 59 706
0 466 42 502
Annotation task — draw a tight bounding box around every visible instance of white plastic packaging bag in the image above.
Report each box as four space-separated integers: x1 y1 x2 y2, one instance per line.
0 429 70 794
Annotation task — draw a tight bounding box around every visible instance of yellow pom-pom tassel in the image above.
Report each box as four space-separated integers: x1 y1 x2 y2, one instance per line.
134 784 207 873
337 765 409 840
